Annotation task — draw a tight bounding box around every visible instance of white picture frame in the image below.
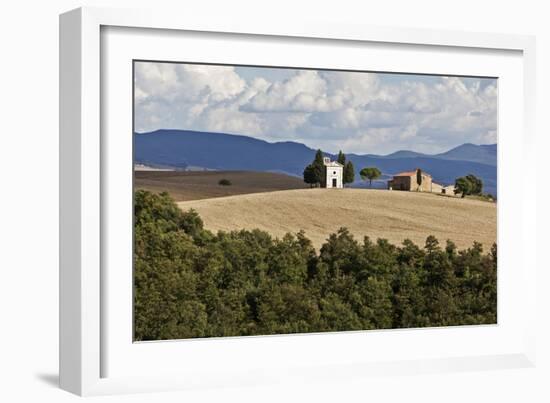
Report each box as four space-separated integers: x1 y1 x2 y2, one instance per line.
59 6 537 396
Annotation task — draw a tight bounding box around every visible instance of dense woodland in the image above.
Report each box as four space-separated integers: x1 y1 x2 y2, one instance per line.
134 190 497 341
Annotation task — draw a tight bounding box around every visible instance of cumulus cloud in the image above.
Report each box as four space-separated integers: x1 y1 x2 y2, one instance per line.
134 62 246 133
241 70 331 113
134 62 497 154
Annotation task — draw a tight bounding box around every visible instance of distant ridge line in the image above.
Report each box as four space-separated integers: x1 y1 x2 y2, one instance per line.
135 128 496 161
134 129 497 195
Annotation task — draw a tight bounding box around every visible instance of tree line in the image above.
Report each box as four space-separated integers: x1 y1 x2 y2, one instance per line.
134 190 497 341
303 150 490 198
303 150 384 188
303 150 355 187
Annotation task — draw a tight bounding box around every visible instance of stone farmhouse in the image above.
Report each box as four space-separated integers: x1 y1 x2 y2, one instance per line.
323 157 344 188
388 168 454 194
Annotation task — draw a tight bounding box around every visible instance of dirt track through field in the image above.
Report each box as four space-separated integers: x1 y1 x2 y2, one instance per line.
177 188 497 250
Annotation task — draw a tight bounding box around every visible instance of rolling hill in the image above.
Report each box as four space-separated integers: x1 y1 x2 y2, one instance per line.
434 143 497 166
177 188 497 250
366 143 497 166
135 129 497 195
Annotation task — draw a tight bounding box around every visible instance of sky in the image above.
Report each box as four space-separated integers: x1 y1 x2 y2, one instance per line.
134 61 497 155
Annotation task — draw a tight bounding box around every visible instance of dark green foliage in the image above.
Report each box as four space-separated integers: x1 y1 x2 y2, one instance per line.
416 168 422 188
303 150 326 187
466 174 483 194
303 164 317 187
337 150 346 165
312 149 326 187
454 174 483 197
218 178 232 186
344 161 355 186
134 190 497 341
360 167 382 187
334 151 355 186
454 177 471 197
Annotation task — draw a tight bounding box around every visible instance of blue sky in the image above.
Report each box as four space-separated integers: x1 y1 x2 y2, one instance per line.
134 62 497 155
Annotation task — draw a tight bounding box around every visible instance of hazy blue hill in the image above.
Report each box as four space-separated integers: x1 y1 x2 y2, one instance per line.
134 129 497 195
368 143 497 166
433 143 497 166
135 129 315 174
371 150 428 159
347 155 496 194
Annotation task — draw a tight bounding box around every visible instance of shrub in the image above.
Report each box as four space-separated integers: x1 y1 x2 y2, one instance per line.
218 178 232 186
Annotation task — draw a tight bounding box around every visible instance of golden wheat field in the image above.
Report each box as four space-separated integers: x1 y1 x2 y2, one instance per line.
177 188 497 250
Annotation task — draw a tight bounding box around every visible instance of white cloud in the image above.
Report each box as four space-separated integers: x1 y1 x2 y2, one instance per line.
322 70 380 106
135 63 245 102
134 62 497 154
242 70 331 113
134 62 246 133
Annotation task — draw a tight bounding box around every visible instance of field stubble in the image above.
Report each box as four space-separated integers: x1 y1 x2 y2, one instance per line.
177 188 497 250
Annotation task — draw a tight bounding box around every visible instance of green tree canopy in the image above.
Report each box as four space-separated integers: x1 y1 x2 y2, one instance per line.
344 161 355 186
454 174 483 197
303 164 317 187
314 149 326 186
337 150 346 165
465 174 483 194
302 149 326 187
416 168 423 189
336 150 355 186
360 167 382 187
134 190 497 341
454 177 472 198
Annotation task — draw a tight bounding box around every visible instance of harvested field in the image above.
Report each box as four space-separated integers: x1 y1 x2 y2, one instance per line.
177 188 497 250
135 170 307 201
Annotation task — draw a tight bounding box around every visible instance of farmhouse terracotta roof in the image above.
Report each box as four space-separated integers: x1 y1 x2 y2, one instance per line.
393 171 416 177
393 170 432 177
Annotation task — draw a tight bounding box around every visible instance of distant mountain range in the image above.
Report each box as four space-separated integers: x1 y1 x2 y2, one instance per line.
134 129 497 195
370 143 497 166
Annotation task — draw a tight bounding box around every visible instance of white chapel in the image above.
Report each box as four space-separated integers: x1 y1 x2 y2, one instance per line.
323 157 344 188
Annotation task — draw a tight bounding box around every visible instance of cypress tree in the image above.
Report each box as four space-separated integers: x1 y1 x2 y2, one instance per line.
337 150 346 165
312 149 326 187
303 164 317 187
416 168 422 191
344 160 355 186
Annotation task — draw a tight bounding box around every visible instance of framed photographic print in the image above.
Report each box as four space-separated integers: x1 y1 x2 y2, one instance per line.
132 60 499 342
60 7 537 396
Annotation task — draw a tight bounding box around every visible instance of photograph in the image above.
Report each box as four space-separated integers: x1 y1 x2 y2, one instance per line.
133 61 498 341
1 0 544 399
